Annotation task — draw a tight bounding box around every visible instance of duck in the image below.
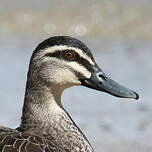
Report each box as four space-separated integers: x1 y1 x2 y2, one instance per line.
0 36 139 152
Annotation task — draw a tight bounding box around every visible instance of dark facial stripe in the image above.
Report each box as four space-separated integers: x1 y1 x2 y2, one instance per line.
45 50 94 72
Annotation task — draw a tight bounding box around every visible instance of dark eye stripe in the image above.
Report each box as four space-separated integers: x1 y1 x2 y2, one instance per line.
45 51 61 58
45 50 93 71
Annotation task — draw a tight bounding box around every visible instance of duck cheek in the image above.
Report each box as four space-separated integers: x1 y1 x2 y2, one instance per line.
51 69 81 87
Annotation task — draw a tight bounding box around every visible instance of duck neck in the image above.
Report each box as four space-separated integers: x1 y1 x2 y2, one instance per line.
20 78 65 131
20 74 94 151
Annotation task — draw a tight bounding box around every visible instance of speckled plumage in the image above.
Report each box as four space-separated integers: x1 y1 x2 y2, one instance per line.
0 108 93 152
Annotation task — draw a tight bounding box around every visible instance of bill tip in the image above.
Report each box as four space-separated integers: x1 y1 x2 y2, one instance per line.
134 92 139 100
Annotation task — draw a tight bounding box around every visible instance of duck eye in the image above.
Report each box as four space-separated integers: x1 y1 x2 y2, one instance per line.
63 51 75 60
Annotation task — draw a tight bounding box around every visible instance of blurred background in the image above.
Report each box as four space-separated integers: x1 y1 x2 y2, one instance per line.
0 0 152 151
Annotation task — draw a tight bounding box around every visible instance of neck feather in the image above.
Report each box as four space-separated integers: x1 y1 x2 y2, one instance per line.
20 77 64 130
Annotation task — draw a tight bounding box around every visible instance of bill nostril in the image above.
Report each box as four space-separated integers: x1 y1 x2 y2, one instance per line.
97 73 107 81
99 81 102 85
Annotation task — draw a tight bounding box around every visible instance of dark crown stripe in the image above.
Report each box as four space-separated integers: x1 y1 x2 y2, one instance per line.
34 36 94 61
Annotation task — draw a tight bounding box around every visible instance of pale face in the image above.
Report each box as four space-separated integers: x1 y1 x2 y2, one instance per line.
31 45 94 89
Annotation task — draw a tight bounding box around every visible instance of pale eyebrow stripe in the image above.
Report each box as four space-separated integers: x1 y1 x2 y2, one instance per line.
42 45 95 65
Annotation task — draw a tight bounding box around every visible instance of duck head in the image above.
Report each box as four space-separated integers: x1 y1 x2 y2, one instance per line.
29 36 139 100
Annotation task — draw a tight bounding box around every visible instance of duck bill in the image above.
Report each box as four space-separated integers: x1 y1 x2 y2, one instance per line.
81 67 139 100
